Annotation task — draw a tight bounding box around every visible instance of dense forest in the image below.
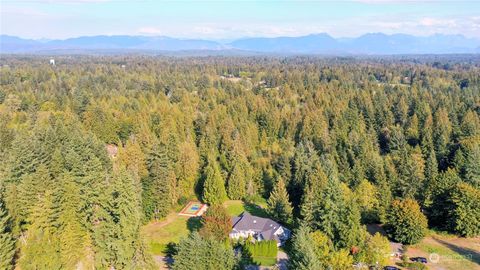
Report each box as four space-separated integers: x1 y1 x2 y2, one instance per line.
0 55 479 269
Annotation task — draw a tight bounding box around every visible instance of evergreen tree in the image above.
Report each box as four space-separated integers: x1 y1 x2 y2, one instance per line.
173 233 235 270
448 182 480 237
177 141 200 199
144 143 175 220
433 108 452 169
111 167 151 269
354 179 381 223
288 225 321 270
202 156 227 205
267 177 293 224
425 168 461 228
58 174 90 269
463 144 480 188
337 184 366 249
0 197 15 270
226 162 246 200
19 190 62 270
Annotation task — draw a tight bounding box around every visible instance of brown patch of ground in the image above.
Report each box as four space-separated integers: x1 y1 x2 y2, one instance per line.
407 233 480 270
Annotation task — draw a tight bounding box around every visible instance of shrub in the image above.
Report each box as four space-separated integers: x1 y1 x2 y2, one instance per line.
245 240 278 258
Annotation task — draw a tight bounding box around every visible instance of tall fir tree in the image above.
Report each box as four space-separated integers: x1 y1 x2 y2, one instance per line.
20 189 62 270
226 162 247 200
288 225 321 270
58 173 90 269
202 156 227 205
267 177 293 224
0 197 15 270
144 143 175 220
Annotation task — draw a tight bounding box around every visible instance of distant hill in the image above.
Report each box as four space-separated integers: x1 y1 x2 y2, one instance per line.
1 33 479 54
229 33 339 53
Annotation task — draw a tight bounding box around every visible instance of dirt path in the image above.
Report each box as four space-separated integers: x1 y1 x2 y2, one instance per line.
149 213 178 229
154 256 173 270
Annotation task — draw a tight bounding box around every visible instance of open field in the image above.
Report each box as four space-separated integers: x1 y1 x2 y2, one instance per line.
366 224 480 270
406 232 480 270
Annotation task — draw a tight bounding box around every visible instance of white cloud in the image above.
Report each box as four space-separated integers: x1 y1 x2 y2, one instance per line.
419 17 456 27
137 27 163 35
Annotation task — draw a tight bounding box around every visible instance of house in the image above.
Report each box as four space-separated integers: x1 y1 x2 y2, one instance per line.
230 212 290 246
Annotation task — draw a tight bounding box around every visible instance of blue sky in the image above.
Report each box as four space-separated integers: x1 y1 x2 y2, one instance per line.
1 0 479 39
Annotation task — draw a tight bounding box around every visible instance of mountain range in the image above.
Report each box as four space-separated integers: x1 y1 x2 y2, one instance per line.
1 33 479 55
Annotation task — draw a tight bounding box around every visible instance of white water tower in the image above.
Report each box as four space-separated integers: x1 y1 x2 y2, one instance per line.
49 59 55 66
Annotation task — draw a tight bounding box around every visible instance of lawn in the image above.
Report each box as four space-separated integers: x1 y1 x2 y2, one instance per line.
406 232 480 270
142 212 201 255
224 199 269 218
251 256 277 266
143 199 273 261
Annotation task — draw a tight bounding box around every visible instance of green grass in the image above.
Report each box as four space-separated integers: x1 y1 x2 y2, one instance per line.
149 242 165 255
225 200 246 216
407 232 480 270
224 200 270 218
251 256 277 266
143 200 271 256
142 214 201 255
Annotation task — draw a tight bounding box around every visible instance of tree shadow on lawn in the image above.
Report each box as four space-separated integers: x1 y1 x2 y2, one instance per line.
432 237 480 265
164 242 178 257
243 202 269 218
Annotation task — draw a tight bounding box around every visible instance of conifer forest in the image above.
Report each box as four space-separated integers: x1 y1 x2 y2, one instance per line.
0 55 479 270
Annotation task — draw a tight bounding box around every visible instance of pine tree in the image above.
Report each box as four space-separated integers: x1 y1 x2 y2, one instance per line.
310 168 342 245
177 141 200 199
58 173 90 269
226 162 247 200
433 108 452 169
20 189 62 270
426 168 461 230
111 167 148 269
448 182 480 237
267 177 292 224
144 143 175 220
423 149 439 207
354 179 381 223
463 144 480 188
288 225 321 270
17 164 53 222
173 233 235 270
337 184 365 249
0 198 15 270
202 156 227 205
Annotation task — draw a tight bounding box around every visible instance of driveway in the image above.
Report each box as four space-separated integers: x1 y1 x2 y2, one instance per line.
277 250 289 270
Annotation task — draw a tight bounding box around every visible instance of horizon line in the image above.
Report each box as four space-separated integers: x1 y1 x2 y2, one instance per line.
2 32 478 42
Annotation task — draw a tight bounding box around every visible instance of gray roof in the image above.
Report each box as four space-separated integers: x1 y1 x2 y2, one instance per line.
231 212 283 241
